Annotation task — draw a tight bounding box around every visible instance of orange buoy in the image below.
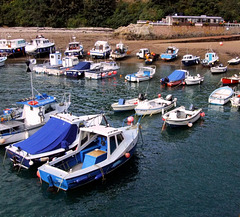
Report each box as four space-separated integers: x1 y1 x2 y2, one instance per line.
36 170 40 178
127 116 134 123
125 153 130 158
200 112 205 117
158 94 161 98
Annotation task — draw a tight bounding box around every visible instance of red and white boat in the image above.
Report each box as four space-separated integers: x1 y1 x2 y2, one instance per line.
221 74 240 85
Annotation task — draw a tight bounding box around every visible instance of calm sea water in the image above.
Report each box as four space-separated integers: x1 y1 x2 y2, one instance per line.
0 60 239 217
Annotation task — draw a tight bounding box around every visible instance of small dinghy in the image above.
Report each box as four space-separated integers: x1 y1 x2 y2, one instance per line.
125 65 156 82
185 73 204 85
210 64 227 74
208 86 234 105
135 94 177 116
228 57 240 65
162 105 204 128
5 113 103 169
37 115 140 191
221 74 240 85
111 93 146 112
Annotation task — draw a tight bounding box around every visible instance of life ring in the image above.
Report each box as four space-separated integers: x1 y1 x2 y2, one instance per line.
28 100 38 106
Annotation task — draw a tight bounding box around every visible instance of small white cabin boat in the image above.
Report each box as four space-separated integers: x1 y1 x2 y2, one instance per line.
0 56 7 67
64 37 84 58
201 50 219 66
0 93 71 145
135 94 177 116
125 65 156 82
181 54 200 66
25 35 55 57
0 38 26 57
185 73 204 85
208 86 234 105
89 41 111 59
110 42 128 60
162 105 204 127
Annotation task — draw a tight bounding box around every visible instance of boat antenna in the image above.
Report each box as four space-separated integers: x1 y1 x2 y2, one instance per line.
26 60 34 99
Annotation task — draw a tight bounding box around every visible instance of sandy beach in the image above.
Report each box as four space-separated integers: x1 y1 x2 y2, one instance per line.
1 27 240 67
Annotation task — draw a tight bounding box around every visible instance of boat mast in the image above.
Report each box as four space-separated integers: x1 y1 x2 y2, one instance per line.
26 60 34 99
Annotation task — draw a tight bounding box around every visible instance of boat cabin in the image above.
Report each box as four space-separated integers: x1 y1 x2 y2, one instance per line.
53 125 125 171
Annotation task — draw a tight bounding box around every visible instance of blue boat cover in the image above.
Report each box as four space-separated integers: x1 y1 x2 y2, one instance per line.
71 61 91 71
167 70 186 81
14 117 78 155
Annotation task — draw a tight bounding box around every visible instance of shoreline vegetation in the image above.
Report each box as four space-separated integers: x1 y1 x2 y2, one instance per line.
1 26 240 69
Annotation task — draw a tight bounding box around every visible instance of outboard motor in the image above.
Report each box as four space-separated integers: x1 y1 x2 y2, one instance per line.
165 94 173 101
161 77 169 84
138 93 145 101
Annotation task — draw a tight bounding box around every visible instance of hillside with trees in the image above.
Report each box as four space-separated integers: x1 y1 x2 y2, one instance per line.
0 0 239 29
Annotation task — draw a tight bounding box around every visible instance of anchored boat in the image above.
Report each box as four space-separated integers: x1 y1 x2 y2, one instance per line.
37 116 140 191
5 113 103 169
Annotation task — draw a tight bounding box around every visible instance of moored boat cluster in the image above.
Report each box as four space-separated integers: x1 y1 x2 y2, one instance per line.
1 35 240 192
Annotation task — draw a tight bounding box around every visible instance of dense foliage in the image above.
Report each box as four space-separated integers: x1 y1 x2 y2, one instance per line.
0 0 239 28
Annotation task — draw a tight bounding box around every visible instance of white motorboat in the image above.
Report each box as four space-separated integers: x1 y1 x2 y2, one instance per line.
25 35 55 57
0 56 7 66
135 94 177 116
84 61 120 80
111 93 146 112
228 57 240 65
125 65 156 82
208 86 234 105
201 50 219 66
89 41 111 59
185 73 204 85
64 36 84 59
162 105 204 127
5 113 103 169
37 116 140 191
110 42 128 60
0 92 71 145
181 54 200 66
0 38 26 57
210 64 227 74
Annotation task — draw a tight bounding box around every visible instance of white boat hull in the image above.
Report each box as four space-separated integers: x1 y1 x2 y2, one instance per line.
162 107 202 127
135 97 177 116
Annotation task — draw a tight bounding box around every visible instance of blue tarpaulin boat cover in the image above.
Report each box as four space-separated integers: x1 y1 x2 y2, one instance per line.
71 61 91 71
168 70 186 81
14 117 78 155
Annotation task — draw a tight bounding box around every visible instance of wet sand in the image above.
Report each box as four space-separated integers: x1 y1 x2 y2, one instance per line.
1 27 240 68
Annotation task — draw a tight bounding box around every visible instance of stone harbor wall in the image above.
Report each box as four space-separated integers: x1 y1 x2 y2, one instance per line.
114 24 240 40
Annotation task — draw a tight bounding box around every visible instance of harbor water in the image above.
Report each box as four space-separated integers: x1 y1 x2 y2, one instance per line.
0 61 239 217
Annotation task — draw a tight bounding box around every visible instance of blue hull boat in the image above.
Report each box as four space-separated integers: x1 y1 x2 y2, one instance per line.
5 113 103 169
37 118 139 191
